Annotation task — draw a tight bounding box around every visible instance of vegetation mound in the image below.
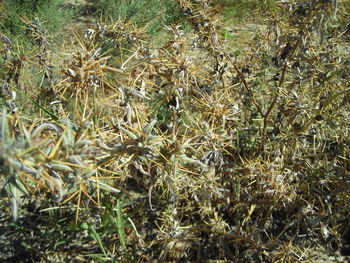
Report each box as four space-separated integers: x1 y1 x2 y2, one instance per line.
1 0 350 262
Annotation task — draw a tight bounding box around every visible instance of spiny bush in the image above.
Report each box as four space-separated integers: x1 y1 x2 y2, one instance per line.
1 0 350 262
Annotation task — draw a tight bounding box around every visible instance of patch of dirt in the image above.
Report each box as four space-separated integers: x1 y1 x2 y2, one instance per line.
60 0 97 40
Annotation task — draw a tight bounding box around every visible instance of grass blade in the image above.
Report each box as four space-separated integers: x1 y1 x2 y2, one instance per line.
13 87 58 121
116 199 126 250
88 225 107 256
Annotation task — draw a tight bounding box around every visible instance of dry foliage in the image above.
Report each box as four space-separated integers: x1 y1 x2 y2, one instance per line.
1 0 350 262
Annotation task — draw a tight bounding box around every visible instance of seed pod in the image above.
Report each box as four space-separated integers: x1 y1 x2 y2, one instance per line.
31 123 61 138
67 155 84 166
119 126 138 140
89 179 121 193
145 119 157 135
48 163 74 173
1 34 12 47
10 197 18 222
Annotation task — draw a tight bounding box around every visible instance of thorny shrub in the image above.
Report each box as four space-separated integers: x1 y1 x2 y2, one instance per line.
1 0 350 262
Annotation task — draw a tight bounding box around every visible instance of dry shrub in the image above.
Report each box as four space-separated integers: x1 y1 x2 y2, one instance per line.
1 0 350 262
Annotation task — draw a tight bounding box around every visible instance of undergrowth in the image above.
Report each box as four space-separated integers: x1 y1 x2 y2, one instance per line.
1 0 350 262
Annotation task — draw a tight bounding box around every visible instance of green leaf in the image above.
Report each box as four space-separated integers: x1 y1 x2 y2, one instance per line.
116 199 126 249
88 225 107 256
13 87 58 121
79 222 89 230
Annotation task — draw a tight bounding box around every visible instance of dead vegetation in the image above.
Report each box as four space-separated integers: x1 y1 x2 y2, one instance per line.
1 0 350 262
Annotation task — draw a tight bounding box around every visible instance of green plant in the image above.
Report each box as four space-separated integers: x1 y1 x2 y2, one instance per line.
94 0 184 34
1 0 73 37
115 199 126 250
219 0 276 23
